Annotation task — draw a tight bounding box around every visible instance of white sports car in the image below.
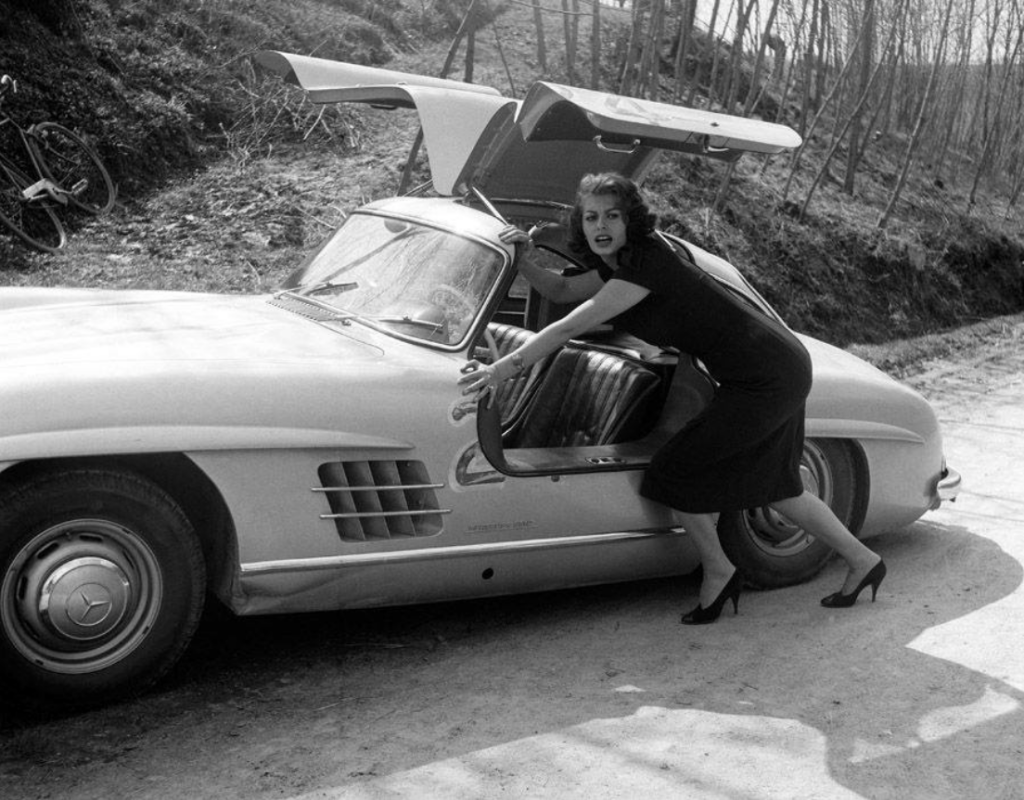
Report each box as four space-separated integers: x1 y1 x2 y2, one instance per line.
0 52 960 711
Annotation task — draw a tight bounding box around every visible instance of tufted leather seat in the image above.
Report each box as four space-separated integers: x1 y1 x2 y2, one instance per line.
506 347 661 448
481 323 556 427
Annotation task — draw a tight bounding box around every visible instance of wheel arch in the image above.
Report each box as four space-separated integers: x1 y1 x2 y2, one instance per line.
717 435 872 590
0 454 238 605
821 435 871 538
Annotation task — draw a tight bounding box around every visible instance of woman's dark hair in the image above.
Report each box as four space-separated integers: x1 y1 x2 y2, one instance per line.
564 172 657 257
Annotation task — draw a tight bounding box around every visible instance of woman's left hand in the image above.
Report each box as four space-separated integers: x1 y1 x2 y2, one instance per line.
458 360 498 407
498 224 532 247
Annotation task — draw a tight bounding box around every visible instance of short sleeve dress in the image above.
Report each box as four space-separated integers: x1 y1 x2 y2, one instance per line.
591 235 813 513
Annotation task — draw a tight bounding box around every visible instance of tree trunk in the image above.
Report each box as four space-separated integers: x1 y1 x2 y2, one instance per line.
638 0 666 99
798 0 821 135
723 0 751 111
619 0 645 96
742 0 783 115
672 0 697 101
843 0 875 194
562 0 577 85
702 0 727 107
533 0 548 73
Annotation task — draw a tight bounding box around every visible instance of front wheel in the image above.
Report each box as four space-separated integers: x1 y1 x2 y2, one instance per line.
0 469 205 711
29 122 116 215
0 162 66 252
717 438 866 589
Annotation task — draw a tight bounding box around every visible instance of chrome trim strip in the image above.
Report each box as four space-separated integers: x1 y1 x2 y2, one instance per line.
241 529 685 576
319 508 452 520
313 483 445 493
805 418 925 444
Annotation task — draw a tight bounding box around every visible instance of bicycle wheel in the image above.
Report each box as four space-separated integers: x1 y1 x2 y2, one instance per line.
0 161 66 253
29 121 115 215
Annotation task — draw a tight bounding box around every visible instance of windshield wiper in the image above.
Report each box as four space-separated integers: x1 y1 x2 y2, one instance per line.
304 280 360 296
375 315 445 334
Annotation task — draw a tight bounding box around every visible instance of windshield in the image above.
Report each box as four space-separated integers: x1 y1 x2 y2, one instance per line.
281 212 506 346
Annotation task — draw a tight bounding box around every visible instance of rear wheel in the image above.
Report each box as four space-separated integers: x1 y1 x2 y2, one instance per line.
717 438 865 589
0 469 205 711
29 122 116 215
0 161 66 252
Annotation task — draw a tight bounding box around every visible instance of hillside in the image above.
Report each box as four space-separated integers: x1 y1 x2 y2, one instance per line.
1 0 1022 354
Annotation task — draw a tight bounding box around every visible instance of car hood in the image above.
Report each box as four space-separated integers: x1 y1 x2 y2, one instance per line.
0 287 382 369
0 287 436 454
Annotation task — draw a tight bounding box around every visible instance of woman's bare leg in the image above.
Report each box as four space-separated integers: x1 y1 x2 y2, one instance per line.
676 511 737 606
769 490 882 593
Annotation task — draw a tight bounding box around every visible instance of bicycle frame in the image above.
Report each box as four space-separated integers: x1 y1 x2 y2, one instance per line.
0 115 70 207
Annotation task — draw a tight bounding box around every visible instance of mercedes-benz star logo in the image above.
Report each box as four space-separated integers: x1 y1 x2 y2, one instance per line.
67 585 114 627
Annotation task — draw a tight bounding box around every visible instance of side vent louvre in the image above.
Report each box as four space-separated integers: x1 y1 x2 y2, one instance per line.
316 460 448 542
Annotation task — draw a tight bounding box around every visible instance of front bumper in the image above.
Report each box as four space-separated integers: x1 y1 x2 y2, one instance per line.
931 463 962 509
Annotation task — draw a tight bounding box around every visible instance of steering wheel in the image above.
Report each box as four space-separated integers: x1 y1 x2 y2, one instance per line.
429 284 476 320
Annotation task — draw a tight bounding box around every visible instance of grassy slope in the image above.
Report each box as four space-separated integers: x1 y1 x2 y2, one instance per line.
0 0 1022 351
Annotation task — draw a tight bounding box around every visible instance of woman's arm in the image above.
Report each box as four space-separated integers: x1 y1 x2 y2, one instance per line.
517 257 605 304
458 278 649 401
500 224 604 305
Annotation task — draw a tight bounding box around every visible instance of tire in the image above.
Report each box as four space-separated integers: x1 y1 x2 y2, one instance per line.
0 469 206 711
717 438 866 589
29 121 116 215
0 161 66 252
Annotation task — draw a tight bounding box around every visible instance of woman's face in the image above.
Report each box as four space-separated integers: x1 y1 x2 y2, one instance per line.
580 193 627 266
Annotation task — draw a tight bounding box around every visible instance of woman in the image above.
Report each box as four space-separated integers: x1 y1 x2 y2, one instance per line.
458 173 886 624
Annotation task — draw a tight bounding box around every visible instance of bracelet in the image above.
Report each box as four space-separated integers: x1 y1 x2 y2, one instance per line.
510 352 525 374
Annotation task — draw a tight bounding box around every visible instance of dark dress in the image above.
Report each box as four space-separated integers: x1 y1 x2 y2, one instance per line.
591 235 813 513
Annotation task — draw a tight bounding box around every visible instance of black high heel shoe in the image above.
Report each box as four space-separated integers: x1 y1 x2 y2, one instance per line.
681 570 742 625
820 559 887 608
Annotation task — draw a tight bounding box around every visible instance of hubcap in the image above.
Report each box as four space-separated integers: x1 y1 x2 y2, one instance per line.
34 557 130 643
742 444 833 555
2 520 162 674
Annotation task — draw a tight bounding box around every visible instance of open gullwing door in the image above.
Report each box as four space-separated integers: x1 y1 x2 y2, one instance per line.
256 52 802 204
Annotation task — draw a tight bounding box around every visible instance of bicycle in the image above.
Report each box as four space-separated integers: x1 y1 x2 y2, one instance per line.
0 74 116 253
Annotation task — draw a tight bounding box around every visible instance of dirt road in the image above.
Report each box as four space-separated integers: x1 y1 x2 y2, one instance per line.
2 318 1023 799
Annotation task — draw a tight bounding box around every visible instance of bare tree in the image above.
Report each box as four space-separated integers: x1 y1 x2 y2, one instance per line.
783 5 878 202
968 0 1024 208
878 0 957 228
799 0 906 216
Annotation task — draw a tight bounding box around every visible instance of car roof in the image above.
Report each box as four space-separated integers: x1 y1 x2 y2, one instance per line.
255 51 802 205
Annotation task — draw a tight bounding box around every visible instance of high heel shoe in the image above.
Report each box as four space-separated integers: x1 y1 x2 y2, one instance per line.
681 570 742 625
820 559 887 608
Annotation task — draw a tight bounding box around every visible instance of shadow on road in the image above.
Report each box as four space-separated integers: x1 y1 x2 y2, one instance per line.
2 519 1021 799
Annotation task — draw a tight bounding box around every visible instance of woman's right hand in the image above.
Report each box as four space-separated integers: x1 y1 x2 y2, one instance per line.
457 360 498 408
